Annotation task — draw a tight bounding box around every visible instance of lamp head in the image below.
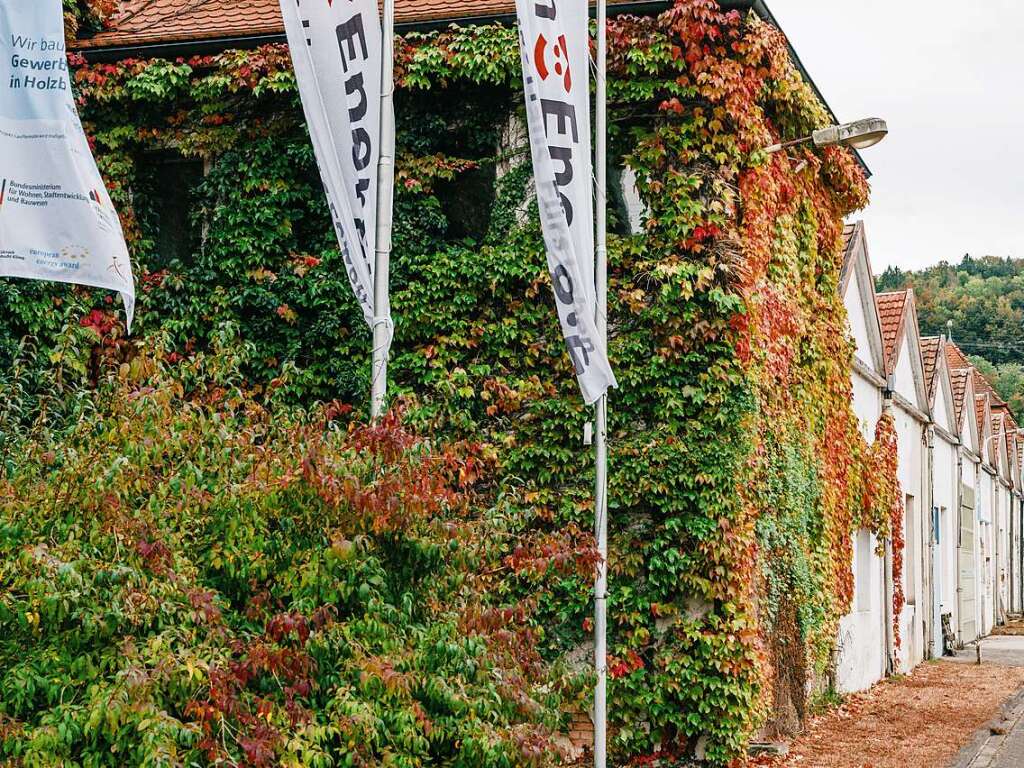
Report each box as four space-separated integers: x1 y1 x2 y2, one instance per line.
812 118 889 150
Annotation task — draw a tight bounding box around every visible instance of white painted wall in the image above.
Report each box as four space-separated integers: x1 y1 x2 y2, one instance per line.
959 453 982 644
979 468 996 637
933 433 959 652
837 525 886 692
846 269 874 369
894 401 926 673
837 370 886 693
836 264 887 693
996 480 1011 623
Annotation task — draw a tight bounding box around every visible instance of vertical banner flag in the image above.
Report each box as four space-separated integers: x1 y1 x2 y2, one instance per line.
515 0 616 405
0 0 135 328
279 0 383 330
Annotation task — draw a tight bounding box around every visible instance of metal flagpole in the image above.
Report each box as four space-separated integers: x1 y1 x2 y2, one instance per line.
594 0 609 766
371 0 396 421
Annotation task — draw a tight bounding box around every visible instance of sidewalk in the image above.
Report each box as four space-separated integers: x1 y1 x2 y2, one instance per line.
754 650 1024 768
948 636 1024 768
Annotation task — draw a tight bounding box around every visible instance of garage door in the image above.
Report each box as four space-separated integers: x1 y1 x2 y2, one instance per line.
959 484 977 644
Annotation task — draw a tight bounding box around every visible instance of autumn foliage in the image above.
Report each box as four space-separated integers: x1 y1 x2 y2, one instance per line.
0 344 577 766
0 0 900 764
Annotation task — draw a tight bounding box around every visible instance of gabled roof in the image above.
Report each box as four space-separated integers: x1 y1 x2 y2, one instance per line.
876 291 910 376
973 369 1008 409
875 289 929 414
976 394 994 465
841 223 858 264
840 221 887 377
920 336 941 402
958 371 981 455
950 368 971 428
946 342 972 372
920 336 958 438
1005 423 1019 486
992 412 1013 480
73 0 647 50
945 342 977 426
976 395 989 440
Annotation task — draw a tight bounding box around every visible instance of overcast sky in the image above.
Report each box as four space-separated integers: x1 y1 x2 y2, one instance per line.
765 0 1024 273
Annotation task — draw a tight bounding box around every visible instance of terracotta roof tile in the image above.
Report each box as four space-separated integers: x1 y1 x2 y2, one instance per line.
876 290 909 376
973 370 1007 409
74 0 639 50
976 395 989 446
951 368 970 428
992 412 1007 468
78 0 286 48
1007 427 1018 476
1004 411 1020 434
920 336 940 402
945 341 972 372
839 221 862 294
842 223 857 255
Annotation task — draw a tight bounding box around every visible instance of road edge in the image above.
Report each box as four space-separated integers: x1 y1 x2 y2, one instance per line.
948 688 1024 768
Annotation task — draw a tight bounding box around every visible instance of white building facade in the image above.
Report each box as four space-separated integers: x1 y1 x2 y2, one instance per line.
837 222 1024 693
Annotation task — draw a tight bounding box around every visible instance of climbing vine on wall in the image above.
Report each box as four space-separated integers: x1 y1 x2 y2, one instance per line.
864 413 906 648
4 1 902 764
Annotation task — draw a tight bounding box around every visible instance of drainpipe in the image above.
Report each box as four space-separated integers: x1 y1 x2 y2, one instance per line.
1010 492 1016 614
883 377 897 675
1019 490 1024 616
956 446 964 648
995 472 1002 626
926 425 936 660
1019 491 1024 615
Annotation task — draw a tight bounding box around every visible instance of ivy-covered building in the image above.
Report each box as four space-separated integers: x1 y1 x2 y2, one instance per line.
6 0 1001 764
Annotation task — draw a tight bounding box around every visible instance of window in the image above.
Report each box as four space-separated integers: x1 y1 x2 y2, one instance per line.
138 154 204 270
856 529 873 613
436 165 497 242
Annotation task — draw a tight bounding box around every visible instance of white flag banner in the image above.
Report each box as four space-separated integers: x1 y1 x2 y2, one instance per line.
280 0 383 330
515 0 616 405
0 0 135 329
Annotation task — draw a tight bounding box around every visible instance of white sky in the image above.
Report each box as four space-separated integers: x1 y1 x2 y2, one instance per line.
765 0 1024 272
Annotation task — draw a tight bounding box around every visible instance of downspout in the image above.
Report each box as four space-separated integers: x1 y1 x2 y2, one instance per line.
926 425 936 659
977 461 983 642
883 378 897 675
956 445 963 648
1009 489 1015 615
1019 490 1024 616
1007 493 1015 618
995 469 1003 626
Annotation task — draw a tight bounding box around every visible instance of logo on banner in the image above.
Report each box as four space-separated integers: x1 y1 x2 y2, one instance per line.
0 179 6 209
534 34 572 92
59 244 89 264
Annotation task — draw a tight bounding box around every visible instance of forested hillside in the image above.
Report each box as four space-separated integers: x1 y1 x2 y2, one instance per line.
877 255 1024 420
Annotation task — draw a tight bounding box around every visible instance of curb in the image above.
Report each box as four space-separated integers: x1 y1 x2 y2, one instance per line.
948 688 1024 768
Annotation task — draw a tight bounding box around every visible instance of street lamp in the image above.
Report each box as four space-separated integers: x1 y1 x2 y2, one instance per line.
764 117 888 154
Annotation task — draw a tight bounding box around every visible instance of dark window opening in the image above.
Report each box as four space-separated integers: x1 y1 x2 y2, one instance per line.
436 164 497 242
139 155 204 270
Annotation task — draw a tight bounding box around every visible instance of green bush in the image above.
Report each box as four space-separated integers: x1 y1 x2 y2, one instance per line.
0 340 578 767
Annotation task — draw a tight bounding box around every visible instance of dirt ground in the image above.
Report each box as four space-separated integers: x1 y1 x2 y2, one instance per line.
752 660 1024 768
